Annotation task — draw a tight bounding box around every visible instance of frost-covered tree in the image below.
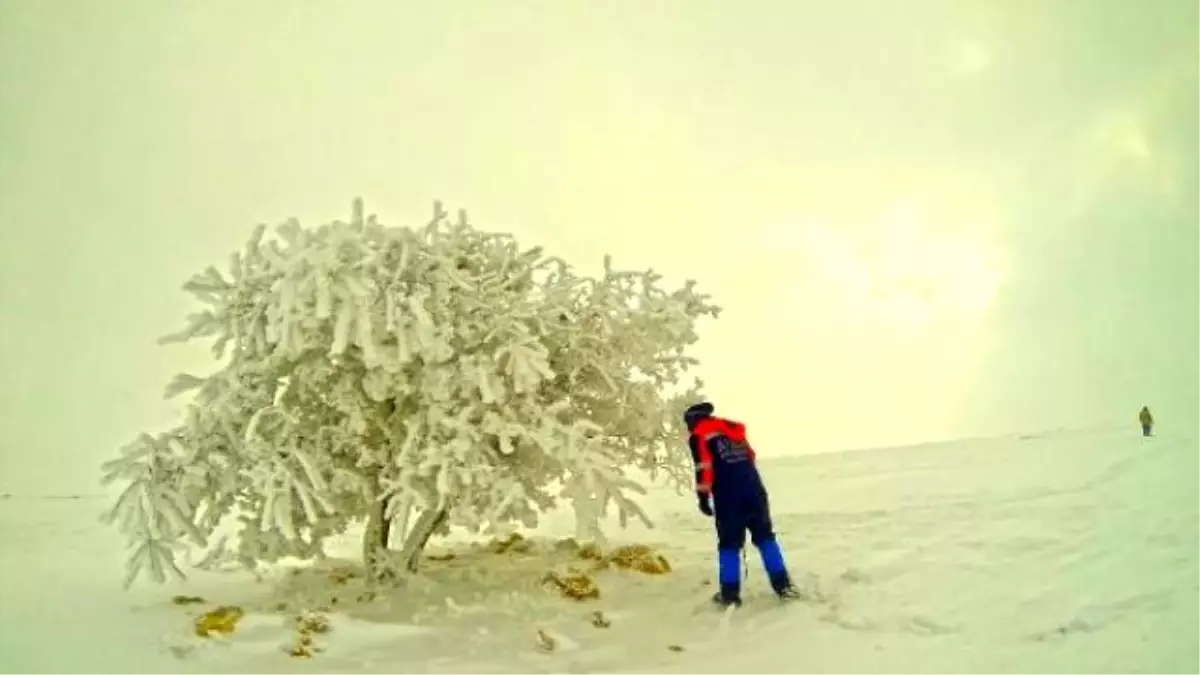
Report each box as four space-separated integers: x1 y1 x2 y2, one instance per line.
101 199 720 586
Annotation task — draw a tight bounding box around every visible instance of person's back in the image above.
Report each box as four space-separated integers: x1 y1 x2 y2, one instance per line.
689 416 764 498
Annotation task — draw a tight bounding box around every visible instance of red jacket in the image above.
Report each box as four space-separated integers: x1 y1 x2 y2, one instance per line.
689 416 758 495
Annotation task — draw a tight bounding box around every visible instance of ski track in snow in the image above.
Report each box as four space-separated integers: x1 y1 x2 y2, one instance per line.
0 428 1196 673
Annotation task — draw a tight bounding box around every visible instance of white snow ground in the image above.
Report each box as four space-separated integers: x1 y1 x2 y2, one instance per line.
1 427 1196 673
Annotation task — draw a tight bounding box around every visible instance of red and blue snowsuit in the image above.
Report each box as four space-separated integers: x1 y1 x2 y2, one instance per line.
685 402 795 605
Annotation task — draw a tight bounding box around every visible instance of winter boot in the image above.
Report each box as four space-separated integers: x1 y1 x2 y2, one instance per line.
712 582 743 607
769 571 801 599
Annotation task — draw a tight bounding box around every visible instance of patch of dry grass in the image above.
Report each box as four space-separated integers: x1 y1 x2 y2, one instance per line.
542 569 601 600
286 610 332 658
193 606 244 638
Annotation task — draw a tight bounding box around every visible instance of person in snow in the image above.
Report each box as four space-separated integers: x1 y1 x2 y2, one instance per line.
684 401 799 606
1139 406 1154 437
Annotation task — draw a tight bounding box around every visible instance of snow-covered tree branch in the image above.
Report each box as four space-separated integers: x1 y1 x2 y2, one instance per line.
101 199 720 586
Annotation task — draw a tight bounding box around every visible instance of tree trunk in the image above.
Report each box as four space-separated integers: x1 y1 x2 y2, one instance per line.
398 507 449 573
571 487 607 546
392 497 414 545
362 498 392 582
379 499 393 551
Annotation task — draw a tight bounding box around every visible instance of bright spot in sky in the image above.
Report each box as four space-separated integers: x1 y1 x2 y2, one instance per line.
948 39 994 76
1066 108 1170 216
1093 111 1153 165
758 194 1005 335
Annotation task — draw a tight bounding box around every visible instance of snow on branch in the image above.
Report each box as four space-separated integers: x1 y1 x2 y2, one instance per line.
101 199 720 585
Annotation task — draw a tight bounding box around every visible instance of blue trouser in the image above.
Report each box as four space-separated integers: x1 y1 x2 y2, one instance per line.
713 487 790 597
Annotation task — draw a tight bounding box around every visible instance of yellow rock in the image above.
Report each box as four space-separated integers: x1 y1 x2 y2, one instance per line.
193 606 244 638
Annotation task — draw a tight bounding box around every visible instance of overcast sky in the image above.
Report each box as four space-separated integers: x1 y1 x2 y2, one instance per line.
2 0 1196 492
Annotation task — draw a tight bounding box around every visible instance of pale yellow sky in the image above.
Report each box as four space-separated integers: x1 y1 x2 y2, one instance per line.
1 0 1196 492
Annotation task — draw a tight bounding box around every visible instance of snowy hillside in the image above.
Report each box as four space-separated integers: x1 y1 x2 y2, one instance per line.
1 427 1195 673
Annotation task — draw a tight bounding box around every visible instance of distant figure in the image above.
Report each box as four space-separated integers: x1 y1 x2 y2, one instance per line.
683 401 799 607
1139 406 1154 437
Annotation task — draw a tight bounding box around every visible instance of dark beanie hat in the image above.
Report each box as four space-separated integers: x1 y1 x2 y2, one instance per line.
683 402 715 429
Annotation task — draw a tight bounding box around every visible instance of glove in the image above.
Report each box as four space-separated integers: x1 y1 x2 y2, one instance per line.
697 492 714 517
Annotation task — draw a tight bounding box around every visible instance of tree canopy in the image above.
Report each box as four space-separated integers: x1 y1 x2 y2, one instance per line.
101 200 720 587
